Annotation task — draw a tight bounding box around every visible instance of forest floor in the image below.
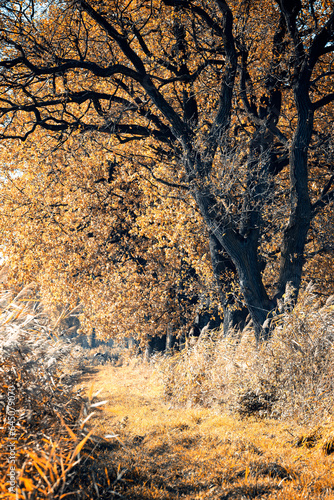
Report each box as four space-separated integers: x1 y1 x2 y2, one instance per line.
76 359 334 499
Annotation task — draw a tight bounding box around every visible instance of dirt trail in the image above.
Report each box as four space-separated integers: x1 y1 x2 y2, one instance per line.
78 361 334 500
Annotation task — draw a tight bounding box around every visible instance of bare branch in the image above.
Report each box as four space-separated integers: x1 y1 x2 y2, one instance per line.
312 174 334 213
312 92 334 111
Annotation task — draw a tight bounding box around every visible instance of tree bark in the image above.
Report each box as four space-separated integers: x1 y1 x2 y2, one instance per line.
209 234 248 336
90 328 97 349
276 80 313 302
193 184 275 342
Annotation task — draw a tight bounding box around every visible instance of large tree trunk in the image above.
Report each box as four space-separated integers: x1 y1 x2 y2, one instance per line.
276 80 313 302
209 234 248 336
193 73 314 342
222 234 274 341
194 187 273 342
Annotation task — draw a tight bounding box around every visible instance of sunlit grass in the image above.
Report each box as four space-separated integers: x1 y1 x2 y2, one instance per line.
78 360 334 499
2 276 334 498
161 285 334 423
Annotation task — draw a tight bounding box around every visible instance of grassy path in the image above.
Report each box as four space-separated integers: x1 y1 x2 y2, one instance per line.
77 360 334 499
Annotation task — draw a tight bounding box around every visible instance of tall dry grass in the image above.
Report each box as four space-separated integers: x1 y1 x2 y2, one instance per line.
160 285 334 423
0 285 117 499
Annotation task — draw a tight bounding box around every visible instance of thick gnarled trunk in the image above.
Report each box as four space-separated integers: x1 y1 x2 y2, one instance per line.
276 82 313 302
209 234 248 336
194 188 273 342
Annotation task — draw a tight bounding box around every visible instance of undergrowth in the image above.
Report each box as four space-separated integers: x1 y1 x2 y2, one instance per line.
2 279 334 499
160 285 334 423
77 357 334 499
0 285 120 499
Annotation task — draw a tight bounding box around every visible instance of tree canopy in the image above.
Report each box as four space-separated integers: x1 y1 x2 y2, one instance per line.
0 0 334 342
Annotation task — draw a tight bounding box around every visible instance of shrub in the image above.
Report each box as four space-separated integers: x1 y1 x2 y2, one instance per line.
160 285 334 422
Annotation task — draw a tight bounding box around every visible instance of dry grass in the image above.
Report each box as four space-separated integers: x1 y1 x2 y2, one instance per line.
161 285 334 423
2 281 334 498
0 286 124 499
77 360 334 499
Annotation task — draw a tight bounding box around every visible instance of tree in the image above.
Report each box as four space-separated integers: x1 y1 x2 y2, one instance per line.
0 129 215 342
0 0 334 341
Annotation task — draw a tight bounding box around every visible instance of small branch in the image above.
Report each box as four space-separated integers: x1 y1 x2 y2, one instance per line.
139 161 189 190
312 175 334 213
312 92 334 111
